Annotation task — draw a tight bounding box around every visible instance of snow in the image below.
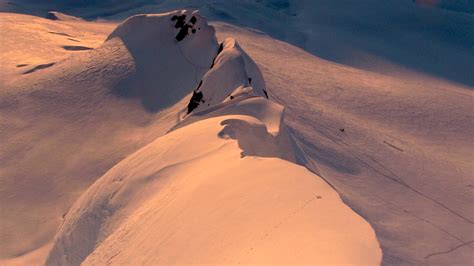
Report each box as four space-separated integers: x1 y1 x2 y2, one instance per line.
214 23 474 264
46 107 381 265
1 1 473 265
185 37 267 114
41 12 380 265
45 11 83 21
0 12 191 262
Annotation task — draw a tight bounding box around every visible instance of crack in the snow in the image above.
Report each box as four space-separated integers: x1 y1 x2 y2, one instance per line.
291 113 473 225
425 240 474 260
176 43 200 84
403 209 467 244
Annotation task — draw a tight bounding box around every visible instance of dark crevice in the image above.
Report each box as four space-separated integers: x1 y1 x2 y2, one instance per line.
210 42 224 69
425 241 474 260
62 45 93 51
23 63 55 74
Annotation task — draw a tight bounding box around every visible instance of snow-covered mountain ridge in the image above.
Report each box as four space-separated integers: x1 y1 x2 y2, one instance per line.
43 10 381 265
0 2 472 265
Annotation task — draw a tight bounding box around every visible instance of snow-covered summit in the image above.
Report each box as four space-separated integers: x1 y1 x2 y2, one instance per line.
103 10 218 111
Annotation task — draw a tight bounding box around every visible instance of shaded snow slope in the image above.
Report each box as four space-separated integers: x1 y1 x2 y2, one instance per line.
214 23 474 265
0 10 217 261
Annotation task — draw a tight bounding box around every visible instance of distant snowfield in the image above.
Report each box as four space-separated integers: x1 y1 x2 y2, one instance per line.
0 1 473 265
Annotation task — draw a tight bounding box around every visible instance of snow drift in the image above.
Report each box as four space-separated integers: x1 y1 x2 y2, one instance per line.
45 11 82 21
45 10 381 265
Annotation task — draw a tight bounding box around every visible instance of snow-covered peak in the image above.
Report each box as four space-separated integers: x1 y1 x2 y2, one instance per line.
106 10 218 69
103 10 219 111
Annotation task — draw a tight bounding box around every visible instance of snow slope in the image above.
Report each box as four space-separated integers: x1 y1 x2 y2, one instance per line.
1 1 473 265
46 105 380 265
1 10 382 265
44 12 381 265
4 0 472 87
0 10 217 261
214 23 474 265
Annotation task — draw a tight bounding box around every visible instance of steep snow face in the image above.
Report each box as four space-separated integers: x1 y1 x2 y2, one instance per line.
46 103 381 266
105 10 218 111
186 38 268 114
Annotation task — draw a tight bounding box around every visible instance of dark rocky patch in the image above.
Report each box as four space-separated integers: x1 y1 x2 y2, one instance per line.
187 90 204 114
171 14 200 42
196 80 203 90
210 42 224 69
175 25 192 42
171 14 186 28
263 89 268 98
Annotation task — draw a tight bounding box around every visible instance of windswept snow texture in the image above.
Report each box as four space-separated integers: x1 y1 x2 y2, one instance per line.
46 102 381 266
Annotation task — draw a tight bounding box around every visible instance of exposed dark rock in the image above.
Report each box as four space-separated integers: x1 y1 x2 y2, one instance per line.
171 14 199 42
171 14 186 28
210 42 225 69
187 90 204 114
